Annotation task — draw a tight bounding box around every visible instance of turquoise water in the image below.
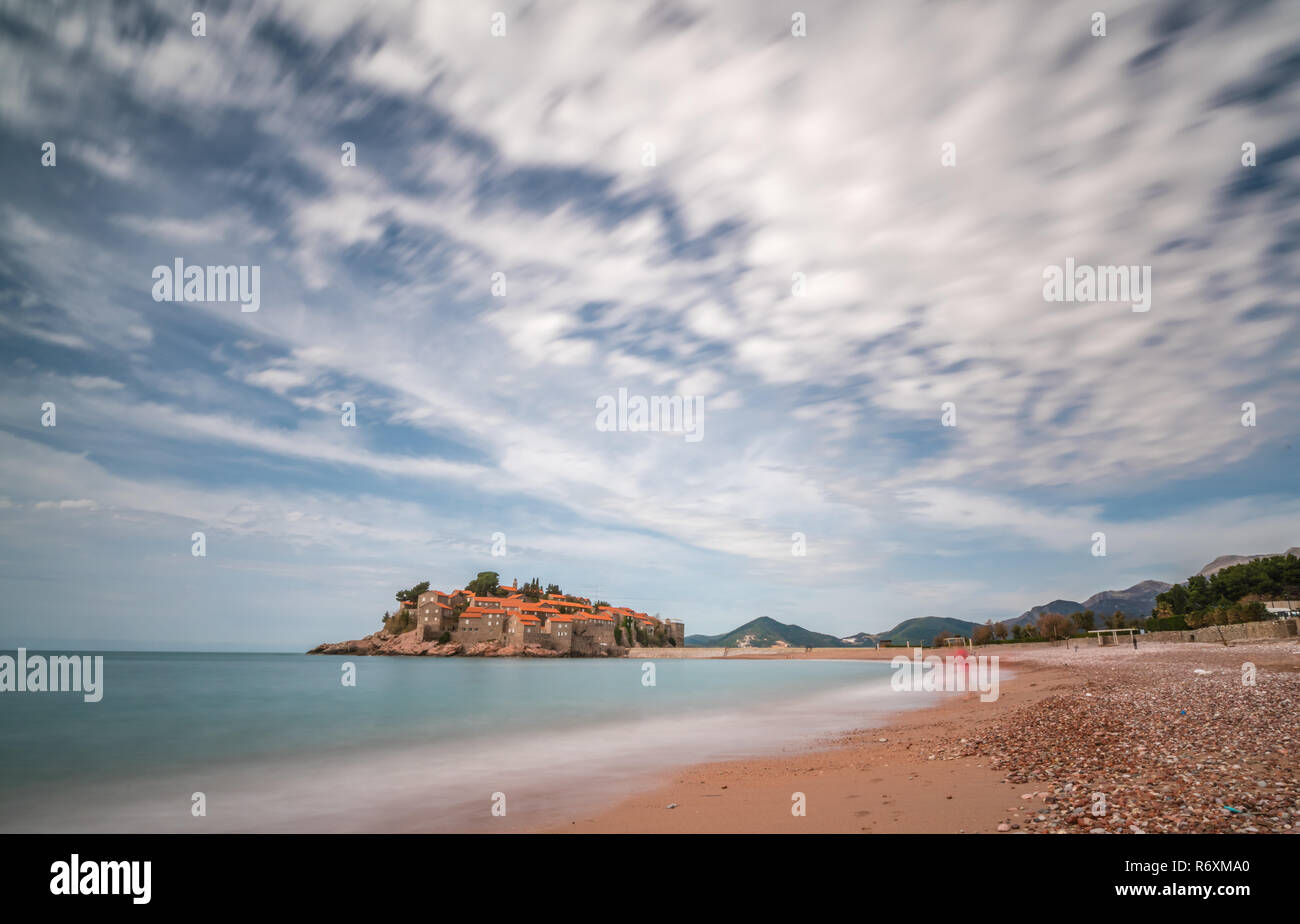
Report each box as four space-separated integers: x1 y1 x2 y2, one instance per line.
0 652 925 832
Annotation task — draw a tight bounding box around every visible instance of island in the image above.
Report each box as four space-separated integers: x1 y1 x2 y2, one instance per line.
309 571 684 658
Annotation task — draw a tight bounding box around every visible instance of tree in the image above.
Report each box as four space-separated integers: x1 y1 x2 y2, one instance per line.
993 621 1008 640
545 583 562 595
972 621 994 646
1161 582 1190 615
1037 612 1072 643
466 571 500 596
933 630 954 648
1157 554 1300 620
395 581 430 604
1073 610 1095 632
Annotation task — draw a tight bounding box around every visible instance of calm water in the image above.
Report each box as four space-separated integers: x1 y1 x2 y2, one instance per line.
0 652 930 831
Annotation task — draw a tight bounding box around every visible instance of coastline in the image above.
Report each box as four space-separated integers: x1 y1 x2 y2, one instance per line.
529 640 1300 833
526 652 1060 833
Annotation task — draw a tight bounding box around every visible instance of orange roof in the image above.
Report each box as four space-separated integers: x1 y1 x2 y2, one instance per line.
514 614 541 624
584 612 614 622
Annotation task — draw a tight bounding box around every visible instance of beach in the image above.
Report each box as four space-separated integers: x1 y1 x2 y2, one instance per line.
535 640 1300 833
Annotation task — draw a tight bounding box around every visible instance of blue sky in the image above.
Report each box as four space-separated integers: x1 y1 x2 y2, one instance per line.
1 0 1298 651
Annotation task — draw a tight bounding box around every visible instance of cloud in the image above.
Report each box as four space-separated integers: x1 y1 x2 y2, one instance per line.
0 0 1297 643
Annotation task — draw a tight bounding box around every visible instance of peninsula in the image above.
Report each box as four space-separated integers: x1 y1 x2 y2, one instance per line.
309 571 684 658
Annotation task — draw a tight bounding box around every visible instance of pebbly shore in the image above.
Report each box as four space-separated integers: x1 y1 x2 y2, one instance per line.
929 642 1299 833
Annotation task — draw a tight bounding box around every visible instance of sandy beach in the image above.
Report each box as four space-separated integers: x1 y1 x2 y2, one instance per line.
534 640 1300 833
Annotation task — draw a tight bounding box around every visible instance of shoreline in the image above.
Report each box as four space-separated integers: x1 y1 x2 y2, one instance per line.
528 640 1300 833
525 652 1060 833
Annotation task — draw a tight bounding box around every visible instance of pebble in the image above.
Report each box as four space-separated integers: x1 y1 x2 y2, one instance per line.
922 642 1300 834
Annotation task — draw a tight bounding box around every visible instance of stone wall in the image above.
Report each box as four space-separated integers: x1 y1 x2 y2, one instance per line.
1141 617 1298 645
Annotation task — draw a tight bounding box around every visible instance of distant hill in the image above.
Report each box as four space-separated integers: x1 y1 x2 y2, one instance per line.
1082 580 1171 617
685 616 846 648
1007 599 1085 628
838 632 877 646
1007 580 1172 627
871 616 982 645
1197 548 1300 578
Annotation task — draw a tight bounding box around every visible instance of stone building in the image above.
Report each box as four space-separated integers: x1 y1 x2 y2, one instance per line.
505 612 544 647
542 614 573 652
455 605 506 643
402 585 680 654
571 611 617 655
416 590 457 641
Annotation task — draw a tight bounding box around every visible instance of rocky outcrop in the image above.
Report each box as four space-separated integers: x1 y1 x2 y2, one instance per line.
308 630 462 657
308 632 562 657
484 644 561 658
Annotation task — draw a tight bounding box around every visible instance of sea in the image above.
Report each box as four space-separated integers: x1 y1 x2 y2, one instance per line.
0 651 935 832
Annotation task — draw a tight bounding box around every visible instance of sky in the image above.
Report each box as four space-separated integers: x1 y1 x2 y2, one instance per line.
1 0 1298 651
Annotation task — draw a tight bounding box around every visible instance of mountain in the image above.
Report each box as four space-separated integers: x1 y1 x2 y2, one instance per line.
685 616 846 648
1081 580 1171 616
838 632 878 646
1008 580 1173 627
871 616 982 645
1007 599 1085 628
1197 548 1300 578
